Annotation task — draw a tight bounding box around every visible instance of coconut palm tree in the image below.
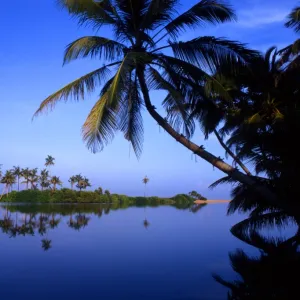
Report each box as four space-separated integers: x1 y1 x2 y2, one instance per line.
50 176 62 191
1 171 16 198
12 166 22 191
142 176 149 197
40 169 50 191
45 155 55 176
34 0 262 199
68 176 77 190
21 168 31 190
28 168 39 190
76 177 91 191
206 46 300 217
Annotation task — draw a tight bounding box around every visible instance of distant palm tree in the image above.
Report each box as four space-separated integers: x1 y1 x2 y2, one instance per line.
95 187 103 195
50 176 62 191
142 176 149 197
40 169 50 191
21 168 31 190
104 190 110 196
1 170 16 198
45 155 55 176
68 176 77 190
28 168 39 190
12 166 22 191
76 177 91 191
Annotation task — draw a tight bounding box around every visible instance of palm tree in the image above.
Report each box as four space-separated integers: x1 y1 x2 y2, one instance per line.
28 168 39 190
34 0 263 199
142 176 149 197
68 176 77 190
76 177 91 191
40 169 50 191
12 166 22 191
21 168 31 190
95 187 103 195
50 176 62 191
45 155 55 176
1 171 16 198
207 45 300 217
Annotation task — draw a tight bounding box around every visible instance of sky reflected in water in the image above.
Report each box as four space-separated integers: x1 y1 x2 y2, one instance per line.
0 204 253 300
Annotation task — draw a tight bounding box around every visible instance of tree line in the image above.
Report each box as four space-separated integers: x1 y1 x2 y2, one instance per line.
0 155 99 198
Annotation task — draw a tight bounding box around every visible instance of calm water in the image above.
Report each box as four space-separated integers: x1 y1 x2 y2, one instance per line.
0 203 253 300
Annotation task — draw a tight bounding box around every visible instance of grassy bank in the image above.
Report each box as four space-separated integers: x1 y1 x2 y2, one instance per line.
0 189 196 206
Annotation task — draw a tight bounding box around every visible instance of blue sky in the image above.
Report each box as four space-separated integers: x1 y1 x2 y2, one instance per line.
0 0 297 198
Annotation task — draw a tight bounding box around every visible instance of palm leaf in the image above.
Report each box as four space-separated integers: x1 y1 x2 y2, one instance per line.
141 0 178 31
33 63 118 117
285 6 300 32
165 0 236 38
170 36 258 72
57 0 116 28
118 75 144 158
82 92 117 153
147 66 194 137
63 36 126 64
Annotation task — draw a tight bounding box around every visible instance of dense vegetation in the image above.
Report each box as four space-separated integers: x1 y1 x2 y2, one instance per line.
1 189 196 206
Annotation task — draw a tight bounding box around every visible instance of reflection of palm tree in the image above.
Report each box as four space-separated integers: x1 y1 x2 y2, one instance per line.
0 215 13 234
41 239 52 251
68 214 90 231
49 214 61 229
143 219 150 229
214 229 300 299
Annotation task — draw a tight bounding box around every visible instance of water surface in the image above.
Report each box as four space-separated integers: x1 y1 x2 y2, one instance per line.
0 204 251 300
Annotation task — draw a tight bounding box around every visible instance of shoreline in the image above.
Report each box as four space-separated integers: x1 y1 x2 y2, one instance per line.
194 200 231 204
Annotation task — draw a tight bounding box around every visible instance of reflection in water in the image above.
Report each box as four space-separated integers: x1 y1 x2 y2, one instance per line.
143 219 150 229
214 225 300 299
0 202 203 251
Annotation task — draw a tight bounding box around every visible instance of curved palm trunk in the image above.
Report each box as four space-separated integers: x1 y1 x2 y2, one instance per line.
213 130 252 176
137 70 282 210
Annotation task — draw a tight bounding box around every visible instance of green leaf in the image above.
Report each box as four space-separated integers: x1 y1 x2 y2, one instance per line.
33 63 118 117
82 92 117 153
165 0 236 38
64 36 126 64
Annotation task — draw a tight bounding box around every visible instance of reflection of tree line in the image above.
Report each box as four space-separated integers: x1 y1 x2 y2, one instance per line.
0 203 205 251
0 207 93 251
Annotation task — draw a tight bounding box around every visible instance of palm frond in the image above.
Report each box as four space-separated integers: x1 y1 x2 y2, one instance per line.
285 6 300 32
165 0 236 38
33 63 117 117
170 36 258 72
118 75 144 158
57 0 116 28
141 0 178 31
82 92 117 153
147 66 194 138
63 36 126 64
231 211 294 241
209 176 237 189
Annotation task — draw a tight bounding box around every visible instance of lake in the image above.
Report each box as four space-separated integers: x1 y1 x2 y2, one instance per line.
0 203 253 300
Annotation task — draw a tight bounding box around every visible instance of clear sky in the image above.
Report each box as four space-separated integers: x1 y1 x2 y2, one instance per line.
0 0 297 198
